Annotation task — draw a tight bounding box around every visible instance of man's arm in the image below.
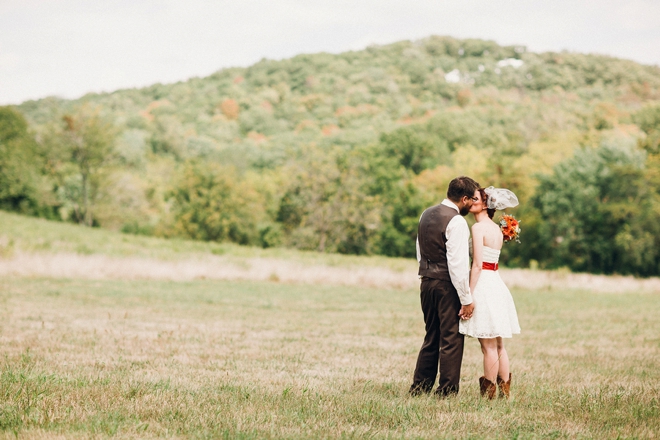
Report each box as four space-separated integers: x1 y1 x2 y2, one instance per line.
416 210 425 264
445 216 473 306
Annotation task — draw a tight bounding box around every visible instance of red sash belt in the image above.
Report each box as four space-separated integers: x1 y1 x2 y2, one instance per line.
482 262 498 271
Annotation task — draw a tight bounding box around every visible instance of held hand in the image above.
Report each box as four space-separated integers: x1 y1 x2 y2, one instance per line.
459 302 475 320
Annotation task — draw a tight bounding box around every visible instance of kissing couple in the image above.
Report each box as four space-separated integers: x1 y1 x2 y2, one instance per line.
410 176 521 399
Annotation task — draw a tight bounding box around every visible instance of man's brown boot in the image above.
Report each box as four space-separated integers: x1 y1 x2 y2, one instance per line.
479 376 496 399
497 373 511 399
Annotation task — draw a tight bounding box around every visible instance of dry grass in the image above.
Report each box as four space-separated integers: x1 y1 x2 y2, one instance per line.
0 252 416 290
1 277 659 438
1 251 660 294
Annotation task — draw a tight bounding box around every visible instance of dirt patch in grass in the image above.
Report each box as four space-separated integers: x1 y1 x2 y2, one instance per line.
1 251 659 293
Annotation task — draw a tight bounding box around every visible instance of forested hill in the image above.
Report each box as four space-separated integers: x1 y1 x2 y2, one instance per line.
4 36 660 275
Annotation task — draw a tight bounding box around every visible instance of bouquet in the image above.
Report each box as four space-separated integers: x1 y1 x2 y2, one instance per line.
500 214 521 243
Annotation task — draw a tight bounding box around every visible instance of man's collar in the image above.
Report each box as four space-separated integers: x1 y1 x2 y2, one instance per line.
441 198 460 213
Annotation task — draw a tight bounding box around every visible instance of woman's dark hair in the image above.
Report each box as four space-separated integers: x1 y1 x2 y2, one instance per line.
447 176 480 202
479 188 496 219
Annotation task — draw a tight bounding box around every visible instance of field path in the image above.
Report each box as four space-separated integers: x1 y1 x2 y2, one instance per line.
1 251 659 293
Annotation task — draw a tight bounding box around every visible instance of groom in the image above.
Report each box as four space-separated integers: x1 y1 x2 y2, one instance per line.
410 176 480 397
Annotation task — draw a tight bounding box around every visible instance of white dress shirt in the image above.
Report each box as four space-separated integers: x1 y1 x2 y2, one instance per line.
416 199 473 305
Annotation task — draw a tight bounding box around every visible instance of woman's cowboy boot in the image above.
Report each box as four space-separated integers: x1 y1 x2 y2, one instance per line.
479 376 496 399
497 373 511 399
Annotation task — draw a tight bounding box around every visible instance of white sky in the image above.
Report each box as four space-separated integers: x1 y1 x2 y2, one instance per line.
1 0 659 105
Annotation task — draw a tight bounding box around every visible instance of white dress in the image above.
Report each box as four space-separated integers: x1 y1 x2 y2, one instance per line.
459 246 521 338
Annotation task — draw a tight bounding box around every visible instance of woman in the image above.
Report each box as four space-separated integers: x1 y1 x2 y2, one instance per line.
459 186 521 399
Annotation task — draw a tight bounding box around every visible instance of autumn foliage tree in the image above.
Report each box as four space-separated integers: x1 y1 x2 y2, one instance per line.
220 99 240 120
167 161 264 244
54 106 116 226
277 147 382 254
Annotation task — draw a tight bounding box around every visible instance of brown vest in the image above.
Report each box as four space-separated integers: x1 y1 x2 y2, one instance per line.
417 203 460 280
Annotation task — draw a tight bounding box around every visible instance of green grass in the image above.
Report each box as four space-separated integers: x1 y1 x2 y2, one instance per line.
1 276 658 438
0 210 412 271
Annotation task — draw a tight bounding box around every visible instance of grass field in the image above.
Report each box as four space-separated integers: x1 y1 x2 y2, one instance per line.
1 276 659 439
1 211 659 438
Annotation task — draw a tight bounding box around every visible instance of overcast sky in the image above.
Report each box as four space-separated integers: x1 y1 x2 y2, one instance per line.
1 0 659 105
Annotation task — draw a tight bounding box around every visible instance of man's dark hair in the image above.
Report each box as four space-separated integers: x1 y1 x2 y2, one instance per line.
447 176 480 202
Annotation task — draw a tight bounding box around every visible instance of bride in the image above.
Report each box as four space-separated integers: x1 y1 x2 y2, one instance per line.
459 186 521 399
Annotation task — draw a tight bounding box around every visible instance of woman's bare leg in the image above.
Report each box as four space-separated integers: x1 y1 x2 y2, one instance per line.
496 337 510 380
478 338 499 382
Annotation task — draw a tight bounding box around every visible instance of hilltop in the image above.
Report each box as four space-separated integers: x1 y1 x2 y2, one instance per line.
4 36 660 275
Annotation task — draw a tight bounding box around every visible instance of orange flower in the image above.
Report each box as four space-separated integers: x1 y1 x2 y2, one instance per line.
499 214 521 243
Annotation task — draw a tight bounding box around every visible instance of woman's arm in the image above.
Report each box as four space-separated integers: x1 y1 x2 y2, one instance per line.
469 224 484 294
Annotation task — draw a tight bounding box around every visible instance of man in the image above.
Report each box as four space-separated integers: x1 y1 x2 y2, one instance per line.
410 176 480 397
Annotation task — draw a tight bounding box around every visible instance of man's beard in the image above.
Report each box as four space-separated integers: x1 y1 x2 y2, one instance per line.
459 205 470 216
